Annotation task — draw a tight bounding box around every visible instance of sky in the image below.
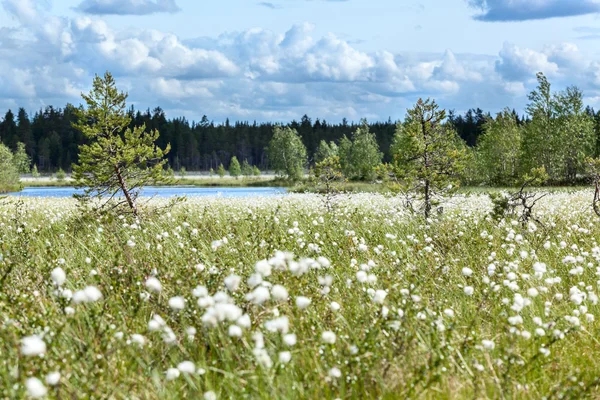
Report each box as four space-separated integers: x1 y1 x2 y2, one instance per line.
1 0 600 123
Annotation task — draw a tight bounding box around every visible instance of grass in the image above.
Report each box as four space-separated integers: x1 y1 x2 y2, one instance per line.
2 191 600 398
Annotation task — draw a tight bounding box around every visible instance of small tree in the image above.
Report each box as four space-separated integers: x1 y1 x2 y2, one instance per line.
267 126 307 181
56 168 67 182
179 166 187 178
209 167 214 177
229 156 241 178
241 159 253 177
12 142 31 174
490 167 549 225
253 165 261 176
217 164 226 178
391 98 468 218
72 72 171 215
311 156 345 211
587 157 600 217
0 144 19 192
314 140 338 163
338 120 382 181
31 164 40 178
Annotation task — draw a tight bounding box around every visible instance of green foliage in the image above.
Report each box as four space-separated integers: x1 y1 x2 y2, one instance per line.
217 164 226 178
209 168 214 177
241 159 252 177
0 144 19 192
390 98 468 218
179 167 186 177
252 165 261 176
338 120 382 181
56 168 66 182
314 140 338 163
72 72 171 215
267 126 307 181
12 142 30 174
31 164 40 178
475 109 521 186
521 73 595 183
229 156 241 178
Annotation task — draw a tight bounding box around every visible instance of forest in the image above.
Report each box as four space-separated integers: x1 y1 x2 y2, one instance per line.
1 72 600 186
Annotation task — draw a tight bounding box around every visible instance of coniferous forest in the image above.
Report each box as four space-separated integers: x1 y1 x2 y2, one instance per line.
1 73 600 186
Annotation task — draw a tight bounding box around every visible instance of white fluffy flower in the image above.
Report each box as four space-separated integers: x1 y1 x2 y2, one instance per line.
166 368 180 381
177 361 196 374
271 285 289 301
295 296 311 309
224 275 242 292
21 335 46 356
72 286 103 304
283 333 297 346
145 277 162 293
45 372 61 386
278 351 292 364
25 377 47 398
168 296 186 311
482 340 495 350
51 267 66 286
321 330 336 344
464 286 474 296
328 367 342 378
462 267 473 277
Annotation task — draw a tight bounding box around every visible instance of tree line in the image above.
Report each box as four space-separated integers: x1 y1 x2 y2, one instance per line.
1 72 600 188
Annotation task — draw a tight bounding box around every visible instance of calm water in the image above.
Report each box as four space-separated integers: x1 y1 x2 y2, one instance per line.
8 186 287 198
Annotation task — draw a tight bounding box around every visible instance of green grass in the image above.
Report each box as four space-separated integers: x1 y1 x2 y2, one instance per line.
1 192 600 398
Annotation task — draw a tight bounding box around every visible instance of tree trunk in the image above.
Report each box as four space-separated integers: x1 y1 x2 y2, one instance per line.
424 178 431 219
114 165 137 216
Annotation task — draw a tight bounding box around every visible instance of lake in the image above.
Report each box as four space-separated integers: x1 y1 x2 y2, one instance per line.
8 186 287 198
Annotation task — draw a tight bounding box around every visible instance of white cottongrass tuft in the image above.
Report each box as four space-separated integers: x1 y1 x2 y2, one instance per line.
45 371 61 386
21 335 46 356
25 377 47 398
464 286 474 296
168 296 186 311
145 277 162 293
72 286 103 304
51 267 66 286
271 285 289 301
321 330 336 344
177 361 196 374
166 368 180 381
295 296 311 309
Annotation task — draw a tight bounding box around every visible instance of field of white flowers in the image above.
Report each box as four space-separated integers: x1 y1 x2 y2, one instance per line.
2 191 600 399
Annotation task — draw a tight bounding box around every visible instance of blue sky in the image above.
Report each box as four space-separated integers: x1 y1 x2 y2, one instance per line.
1 0 600 123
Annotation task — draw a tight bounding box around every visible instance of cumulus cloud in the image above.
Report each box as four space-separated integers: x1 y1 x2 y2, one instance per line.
495 42 559 81
467 0 600 21
75 0 180 15
1 1 600 122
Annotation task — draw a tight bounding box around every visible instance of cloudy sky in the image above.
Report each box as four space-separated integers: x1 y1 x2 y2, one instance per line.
1 0 600 123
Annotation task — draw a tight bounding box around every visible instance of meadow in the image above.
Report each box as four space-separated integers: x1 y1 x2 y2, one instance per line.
2 191 600 399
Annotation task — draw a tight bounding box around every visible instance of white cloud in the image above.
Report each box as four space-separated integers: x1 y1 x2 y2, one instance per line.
1 2 600 122
495 42 559 81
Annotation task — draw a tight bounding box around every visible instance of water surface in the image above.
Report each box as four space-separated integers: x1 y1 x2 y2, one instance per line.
8 186 287 198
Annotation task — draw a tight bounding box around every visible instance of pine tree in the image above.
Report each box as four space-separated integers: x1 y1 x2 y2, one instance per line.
391 98 468 218
72 72 170 215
